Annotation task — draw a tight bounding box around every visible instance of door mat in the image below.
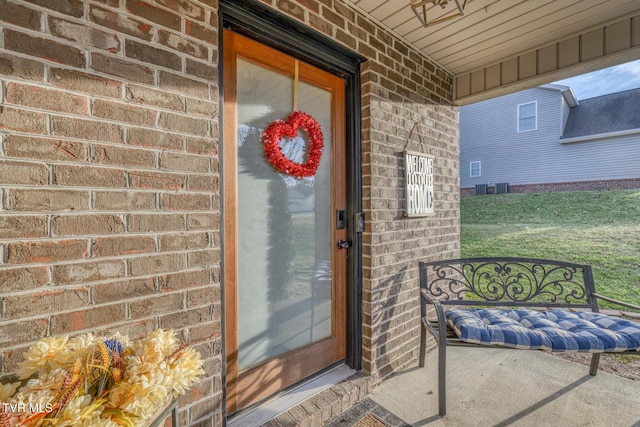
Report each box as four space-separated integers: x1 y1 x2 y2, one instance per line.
352 414 388 427
324 398 411 427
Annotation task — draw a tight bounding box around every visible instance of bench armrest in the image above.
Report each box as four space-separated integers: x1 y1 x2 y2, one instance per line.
421 288 448 345
592 293 640 312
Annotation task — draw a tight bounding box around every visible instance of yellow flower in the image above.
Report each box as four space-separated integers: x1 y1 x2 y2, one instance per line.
21 368 67 395
17 335 70 379
0 381 20 401
55 394 105 426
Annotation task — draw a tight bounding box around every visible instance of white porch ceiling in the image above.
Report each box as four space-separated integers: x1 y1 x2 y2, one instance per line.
347 0 640 104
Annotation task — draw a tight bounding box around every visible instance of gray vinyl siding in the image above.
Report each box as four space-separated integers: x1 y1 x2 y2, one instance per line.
460 87 640 188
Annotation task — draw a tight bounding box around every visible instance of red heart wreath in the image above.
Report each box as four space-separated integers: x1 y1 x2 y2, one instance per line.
262 111 324 178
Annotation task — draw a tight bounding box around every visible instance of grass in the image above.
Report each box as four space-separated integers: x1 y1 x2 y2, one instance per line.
461 189 640 306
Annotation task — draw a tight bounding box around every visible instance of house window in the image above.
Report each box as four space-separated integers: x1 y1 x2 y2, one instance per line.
518 101 537 132
470 161 481 177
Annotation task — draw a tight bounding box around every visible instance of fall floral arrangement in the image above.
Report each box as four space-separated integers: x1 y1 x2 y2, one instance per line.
0 329 204 427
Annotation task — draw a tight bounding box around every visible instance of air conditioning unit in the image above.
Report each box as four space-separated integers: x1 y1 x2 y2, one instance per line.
475 184 488 195
495 183 509 194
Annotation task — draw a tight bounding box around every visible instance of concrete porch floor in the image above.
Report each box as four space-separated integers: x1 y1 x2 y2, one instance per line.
369 346 640 426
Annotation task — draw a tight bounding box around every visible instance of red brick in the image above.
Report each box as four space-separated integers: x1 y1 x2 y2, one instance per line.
51 304 127 333
125 39 182 71
187 286 219 308
91 144 157 168
129 171 186 190
188 321 220 344
52 259 126 284
188 249 219 268
49 68 122 98
93 235 156 257
156 0 205 20
55 164 127 188
161 306 211 330
0 106 47 134
187 175 218 192
0 0 42 30
0 160 48 185
91 52 154 84
92 277 157 304
49 17 120 52
0 319 48 348
89 5 153 42
161 191 211 210
4 135 88 162
185 97 217 117
125 0 182 31
159 232 209 251
158 30 208 59
186 137 217 155
4 288 89 319
25 0 83 17
52 214 125 236
160 152 210 172
177 377 214 407
6 82 89 115
4 29 85 67
0 52 44 81
128 213 186 232
51 116 124 143
187 213 220 230
129 252 188 276
158 112 209 136
185 58 217 81
128 127 184 150
129 292 184 319
159 269 211 291
185 20 216 43
275 0 305 21
92 99 157 126
92 319 158 341
94 191 157 210
0 216 48 239
7 239 88 264
0 266 49 293
126 84 184 111
6 189 90 211
93 0 119 6
158 70 209 97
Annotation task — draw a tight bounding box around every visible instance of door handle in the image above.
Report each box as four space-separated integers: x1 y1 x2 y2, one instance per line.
337 240 351 249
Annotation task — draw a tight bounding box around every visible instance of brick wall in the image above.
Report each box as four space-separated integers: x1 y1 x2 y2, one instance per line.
1 0 460 423
461 177 640 196
0 0 221 425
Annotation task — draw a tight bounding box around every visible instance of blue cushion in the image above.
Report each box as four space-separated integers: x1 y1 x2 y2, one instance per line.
445 308 640 352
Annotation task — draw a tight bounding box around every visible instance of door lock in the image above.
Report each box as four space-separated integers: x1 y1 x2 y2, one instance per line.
337 240 351 249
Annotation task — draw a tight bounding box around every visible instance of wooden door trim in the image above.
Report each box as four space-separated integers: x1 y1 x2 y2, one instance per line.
222 30 239 412
223 29 347 414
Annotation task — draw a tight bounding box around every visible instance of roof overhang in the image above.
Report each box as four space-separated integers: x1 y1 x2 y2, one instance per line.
347 0 640 104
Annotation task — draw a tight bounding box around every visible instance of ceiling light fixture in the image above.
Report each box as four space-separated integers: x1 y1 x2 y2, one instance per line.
410 0 468 27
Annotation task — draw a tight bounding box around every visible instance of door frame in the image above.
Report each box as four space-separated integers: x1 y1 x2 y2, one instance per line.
219 0 365 418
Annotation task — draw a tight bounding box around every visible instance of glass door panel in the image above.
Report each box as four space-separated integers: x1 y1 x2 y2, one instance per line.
236 59 333 370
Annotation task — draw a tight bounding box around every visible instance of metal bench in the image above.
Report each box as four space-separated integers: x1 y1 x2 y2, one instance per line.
418 257 640 416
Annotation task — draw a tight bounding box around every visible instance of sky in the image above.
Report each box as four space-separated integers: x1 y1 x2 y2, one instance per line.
552 59 640 100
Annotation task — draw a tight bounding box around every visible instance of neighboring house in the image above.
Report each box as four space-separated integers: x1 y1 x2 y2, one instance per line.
460 85 640 194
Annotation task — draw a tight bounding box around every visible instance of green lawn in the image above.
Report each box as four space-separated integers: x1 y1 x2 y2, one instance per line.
461 189 640 306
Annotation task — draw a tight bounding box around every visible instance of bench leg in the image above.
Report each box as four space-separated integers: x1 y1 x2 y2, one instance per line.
589 353 601 376
419 323 427 367
438 341 446 416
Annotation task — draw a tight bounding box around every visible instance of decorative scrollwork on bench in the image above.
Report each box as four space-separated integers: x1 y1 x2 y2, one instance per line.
423 258 590 305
